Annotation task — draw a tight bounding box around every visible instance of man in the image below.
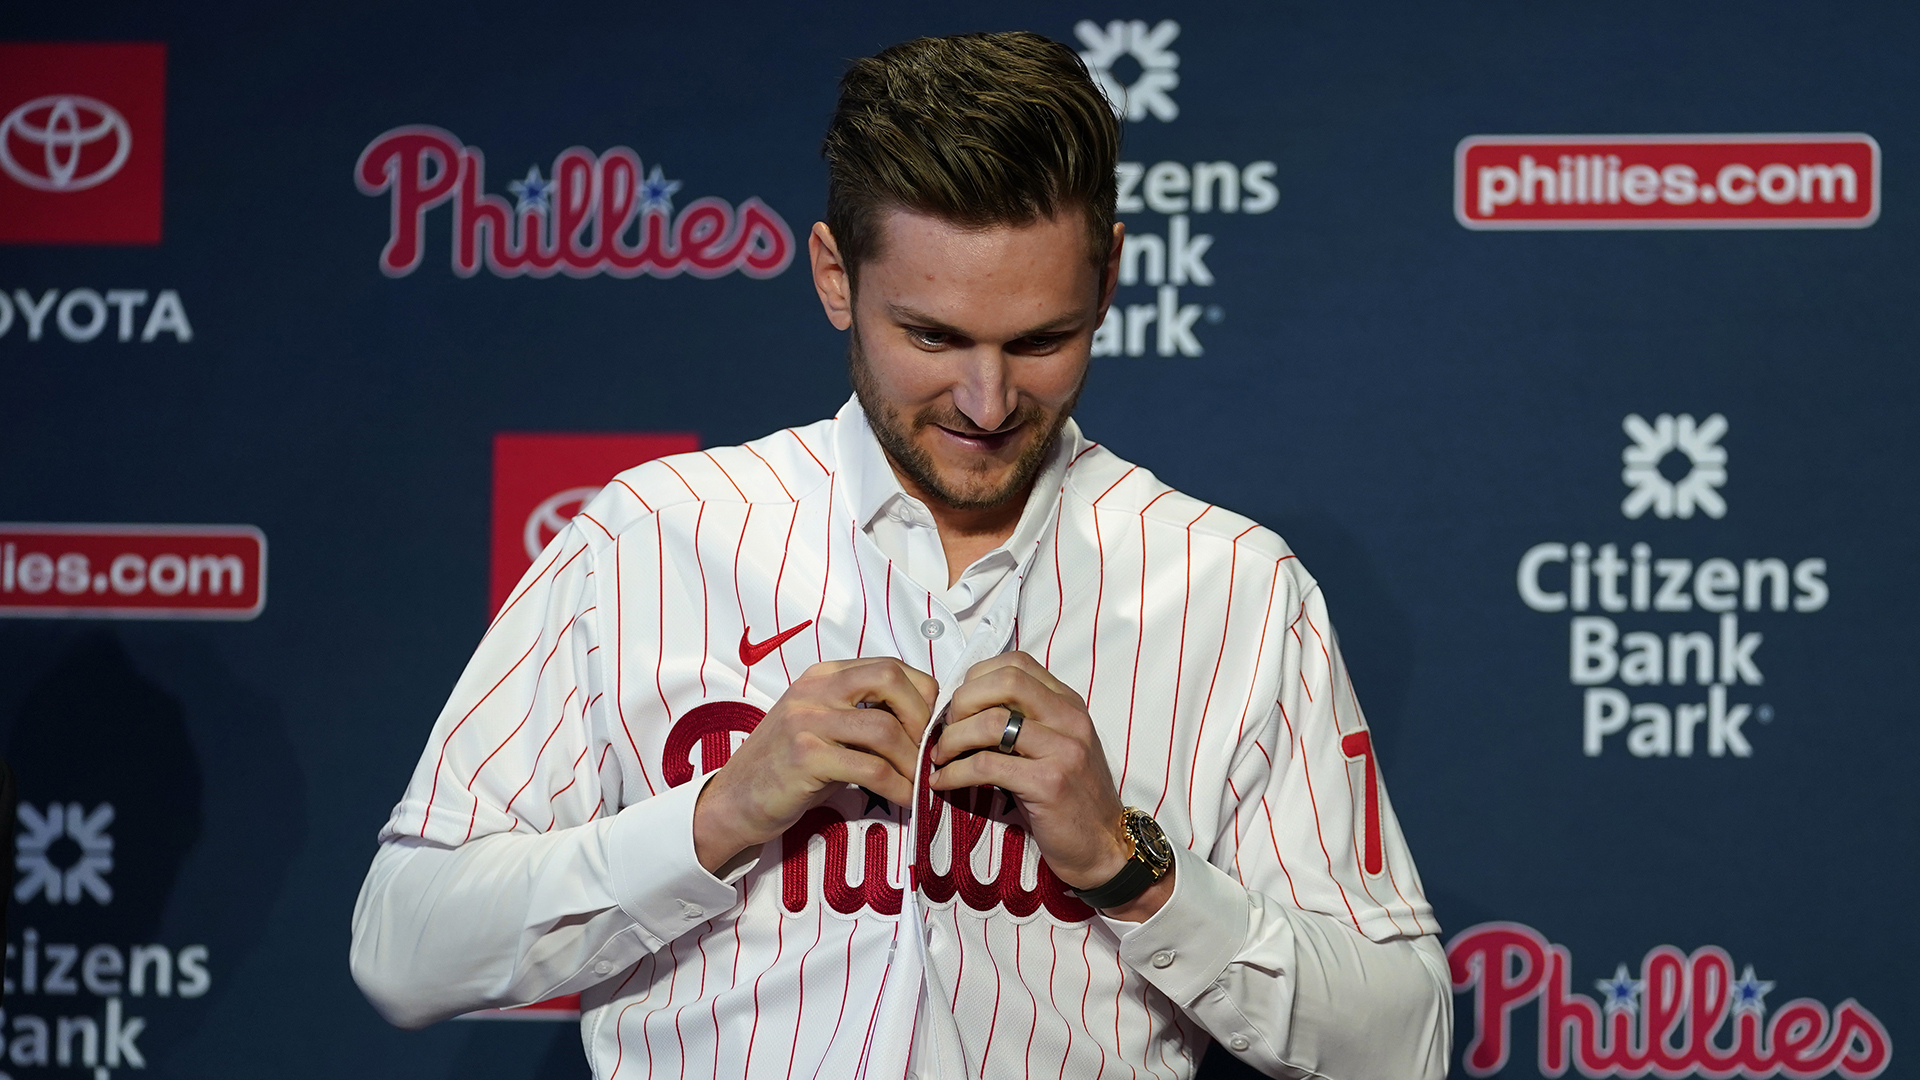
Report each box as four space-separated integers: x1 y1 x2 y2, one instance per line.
352 31 1450 1079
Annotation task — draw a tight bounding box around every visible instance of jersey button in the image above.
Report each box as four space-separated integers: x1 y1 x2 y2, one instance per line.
1228 1034 1251 1052
1150 949 1177 969
594 960 614 975
919 618 944 639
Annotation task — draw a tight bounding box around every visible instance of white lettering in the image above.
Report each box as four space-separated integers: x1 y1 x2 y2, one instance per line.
1709 684 1752 757
1793 558 1828 611
1167 215 1213 285
141 290 193 342
55 289 107 342
1583 687 1629 755
1517 542 1568 612
1478 165 1519 216
104 289 149 341
12 289 57 341
1156 285 1203 357
1570 616 1618 685
1240 162 1279 213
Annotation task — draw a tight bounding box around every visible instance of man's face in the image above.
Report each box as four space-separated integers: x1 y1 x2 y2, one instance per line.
812 208 1120 511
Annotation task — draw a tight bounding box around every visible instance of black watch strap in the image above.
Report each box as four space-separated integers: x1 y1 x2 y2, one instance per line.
1073 854 1162 910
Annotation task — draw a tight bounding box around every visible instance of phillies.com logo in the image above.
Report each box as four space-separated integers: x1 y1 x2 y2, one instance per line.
1450 922 1890 1078
355 126 794 279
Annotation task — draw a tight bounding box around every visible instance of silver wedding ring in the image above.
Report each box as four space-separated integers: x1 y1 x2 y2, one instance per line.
997 707 1026 754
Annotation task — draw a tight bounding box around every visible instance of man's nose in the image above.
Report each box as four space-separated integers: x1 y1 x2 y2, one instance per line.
951 347 1016 432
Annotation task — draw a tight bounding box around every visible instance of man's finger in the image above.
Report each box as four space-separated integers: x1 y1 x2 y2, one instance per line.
807 741 914 807
963 651 1074 698
946 666 1061 738
934 704 1071 764
928 745 1041 795
821 706 922 784
835 658 937 741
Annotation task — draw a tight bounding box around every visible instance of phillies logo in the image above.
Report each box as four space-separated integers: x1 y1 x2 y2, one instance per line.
0 95 131 192
665 704 1094 922
355 126 793 279
1450 922 1890 1078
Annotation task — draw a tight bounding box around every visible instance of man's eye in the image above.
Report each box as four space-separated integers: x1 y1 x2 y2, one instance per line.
1020 335 1062 352
909 329 949 347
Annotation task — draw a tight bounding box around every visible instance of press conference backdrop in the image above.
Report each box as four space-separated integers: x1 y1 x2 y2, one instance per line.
0 2 1913 1077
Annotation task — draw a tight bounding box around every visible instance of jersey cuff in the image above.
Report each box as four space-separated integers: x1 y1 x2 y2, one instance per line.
605 772 755 950
1106 845 1251 1005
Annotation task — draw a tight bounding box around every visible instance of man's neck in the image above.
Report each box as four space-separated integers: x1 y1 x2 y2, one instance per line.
885 457 1031 589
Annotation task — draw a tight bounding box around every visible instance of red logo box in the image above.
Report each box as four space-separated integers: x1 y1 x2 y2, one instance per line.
0 42 167 245
0 524 265 619
1456 134 1879 230
490 432 700 614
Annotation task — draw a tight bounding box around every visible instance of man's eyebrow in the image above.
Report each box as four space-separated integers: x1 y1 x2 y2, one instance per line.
886 303 1087 338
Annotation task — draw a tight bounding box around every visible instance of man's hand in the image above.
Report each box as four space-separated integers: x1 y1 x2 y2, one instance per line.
929 652 1173 921
693 658 937 872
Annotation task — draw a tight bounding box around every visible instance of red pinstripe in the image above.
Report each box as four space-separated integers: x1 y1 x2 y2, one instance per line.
881 564 897 656
580 511 616 542
1119 491 1174 790
693 504 710 696
851 923 899 1080
852 520 870 657
704 451 749 501
1043 501 1066 669
1078 927 1105 1080
808 922 859 1080
1111 955 1139 1080
485 539 578 637
420 636 539 837
461 607 591 841
733 506 753 696
772 503 801 682
1297 607 1405 933
668 924 718 1080
786 427 828 474
624 937 678 1080
611 476 658 511
741 898 788 1077
655 517 677 750
813 476 835 663
1048 925 1072 1080
1254 791 1304 907
925 594 935 677
1084 467 1137 713
659 461 701 502
977 914 1006 1078
546 743 592 830
745 443 795 500
615 536 661 796
1017 923 1039 1080
1276 696 1362 931
947 905 965 1011
1180 518 1242 831
784 907 826 1080
502 686 576 819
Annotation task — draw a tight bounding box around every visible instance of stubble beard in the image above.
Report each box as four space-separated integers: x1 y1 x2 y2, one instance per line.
848 325 1083 512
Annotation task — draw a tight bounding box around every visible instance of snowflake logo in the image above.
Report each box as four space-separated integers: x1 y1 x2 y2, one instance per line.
1074 19 1181 122
1621 412 1728 520
15 802 114 905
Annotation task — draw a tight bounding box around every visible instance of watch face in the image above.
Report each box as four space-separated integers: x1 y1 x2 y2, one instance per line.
1126 810 1175 873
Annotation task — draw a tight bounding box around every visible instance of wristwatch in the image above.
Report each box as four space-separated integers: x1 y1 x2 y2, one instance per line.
1072 808 1175 910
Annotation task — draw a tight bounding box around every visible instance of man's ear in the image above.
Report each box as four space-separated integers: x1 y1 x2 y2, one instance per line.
811 222 854 331
1099 220 1125 315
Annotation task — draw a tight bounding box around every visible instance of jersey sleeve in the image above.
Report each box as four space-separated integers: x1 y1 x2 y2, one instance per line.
381 520 618 846
1219 580 1436 943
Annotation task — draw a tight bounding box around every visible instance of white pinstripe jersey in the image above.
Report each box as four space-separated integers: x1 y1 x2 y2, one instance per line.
382 409 1435 1079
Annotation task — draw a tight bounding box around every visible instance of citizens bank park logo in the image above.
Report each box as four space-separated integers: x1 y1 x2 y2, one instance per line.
1456 135 1879 230
355 127 794 279
1514 415 1827 759
1076 19 1278 359
0 525 266 620
1450 923 1890 1078
0 43 167 245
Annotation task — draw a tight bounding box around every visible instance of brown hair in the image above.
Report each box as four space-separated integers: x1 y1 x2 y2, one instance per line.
822 31 1120 287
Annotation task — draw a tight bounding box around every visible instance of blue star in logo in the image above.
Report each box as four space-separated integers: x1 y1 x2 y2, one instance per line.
640 165 682 214
508 166 553 215
1731 965 1775 1016
1595 963 1643 1016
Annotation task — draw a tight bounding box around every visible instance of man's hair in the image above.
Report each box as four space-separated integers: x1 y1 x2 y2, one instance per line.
823 31 1121 286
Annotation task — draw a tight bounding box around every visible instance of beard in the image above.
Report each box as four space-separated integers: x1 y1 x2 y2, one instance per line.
848 325 1083 512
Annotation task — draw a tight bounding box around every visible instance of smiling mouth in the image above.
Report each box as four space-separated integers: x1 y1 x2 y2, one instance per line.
935 423 1022 452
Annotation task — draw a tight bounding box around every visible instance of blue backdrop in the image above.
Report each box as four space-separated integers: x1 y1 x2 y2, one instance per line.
1 2 1913 1077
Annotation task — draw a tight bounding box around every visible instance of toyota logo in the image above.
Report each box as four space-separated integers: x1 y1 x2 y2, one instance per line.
0 94 132 192
524 486 603 561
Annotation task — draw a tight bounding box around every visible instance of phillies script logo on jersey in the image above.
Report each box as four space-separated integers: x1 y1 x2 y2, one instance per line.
1456 135 1879 230
666 703 1097 922
489 432 699 612
356 126 795 279
0 43 166 245
1450 922 1891 1078
0 524 265 620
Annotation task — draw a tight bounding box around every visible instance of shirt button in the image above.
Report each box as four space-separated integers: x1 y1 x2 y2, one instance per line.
594 960 614 975
919 618 944 639
1228 1034 1251 1052
678 900 704 920
1150 949 1177 969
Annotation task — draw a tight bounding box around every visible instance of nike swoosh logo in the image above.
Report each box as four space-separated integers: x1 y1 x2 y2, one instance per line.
739 620 813 667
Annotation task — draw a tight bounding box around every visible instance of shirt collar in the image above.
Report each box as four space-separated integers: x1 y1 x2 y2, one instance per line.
832 394 1079 562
